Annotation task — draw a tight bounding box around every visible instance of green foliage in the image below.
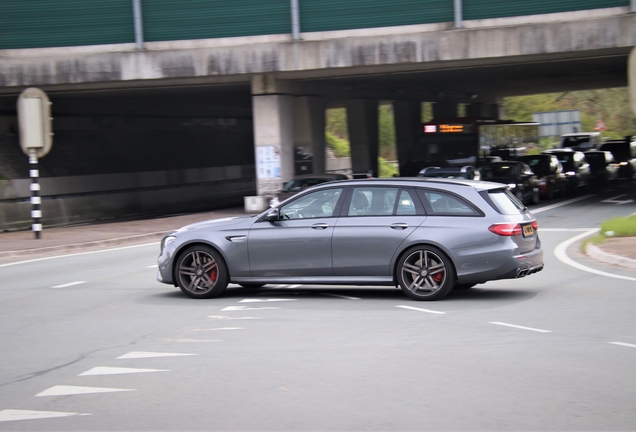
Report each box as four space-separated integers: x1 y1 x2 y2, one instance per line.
378 157 399 178
582 215 636 251
378 104 396 160
325 131 350 157
504 88 636 139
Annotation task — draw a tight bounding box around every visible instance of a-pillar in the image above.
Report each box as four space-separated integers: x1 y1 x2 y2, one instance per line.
251 75 294 197
393 101 422 176
345 99 378 177
293 96 327 175
433 102 458 119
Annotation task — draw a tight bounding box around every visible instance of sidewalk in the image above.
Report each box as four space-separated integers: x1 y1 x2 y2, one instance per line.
0 208 635 270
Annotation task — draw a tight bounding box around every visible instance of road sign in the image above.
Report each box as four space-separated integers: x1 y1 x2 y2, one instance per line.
17 87 53 158
594 120 607 131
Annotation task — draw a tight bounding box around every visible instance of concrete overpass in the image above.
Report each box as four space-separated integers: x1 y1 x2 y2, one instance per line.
0 1 635 228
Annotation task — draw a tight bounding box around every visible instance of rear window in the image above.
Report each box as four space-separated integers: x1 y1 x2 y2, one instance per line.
484 189 526 215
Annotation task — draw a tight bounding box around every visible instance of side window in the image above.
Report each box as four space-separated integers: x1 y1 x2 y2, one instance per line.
418 190 480 216
347 187 398 216
279 188 343 219
396 190 417 215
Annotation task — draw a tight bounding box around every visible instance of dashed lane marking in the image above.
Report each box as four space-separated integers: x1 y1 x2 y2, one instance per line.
221 306 280 311
117 351 197 359
490 322 551 333
147 265 158 268
321 293 360 300
396 305 446 315
239 298 296 303
51 281 86 289
79 367 169 376
0 409 90 422
609 342 636 348
36 385 134 397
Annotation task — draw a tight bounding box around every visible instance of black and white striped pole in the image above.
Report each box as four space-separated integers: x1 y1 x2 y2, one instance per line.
17 88 53 239
29 150 42 239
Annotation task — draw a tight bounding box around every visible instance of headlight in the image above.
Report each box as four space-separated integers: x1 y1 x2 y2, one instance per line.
507 183 517 190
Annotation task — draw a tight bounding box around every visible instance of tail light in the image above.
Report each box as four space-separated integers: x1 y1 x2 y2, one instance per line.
531 221 538 231
488 223 522 236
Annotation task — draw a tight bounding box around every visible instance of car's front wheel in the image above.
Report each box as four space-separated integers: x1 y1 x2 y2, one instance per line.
175 245 229 299
397 245 455 301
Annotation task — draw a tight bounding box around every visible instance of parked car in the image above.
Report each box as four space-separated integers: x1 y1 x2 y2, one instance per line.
583 150 619 187
478 156 503 165
478 161 539 205
599 138 636 181
516 154 567 199
559 132 601 151
418 166 480 180
158 178 544 301
542 149 590 193
274 173 349 202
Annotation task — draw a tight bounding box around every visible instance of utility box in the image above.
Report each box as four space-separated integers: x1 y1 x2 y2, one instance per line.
244 196 268 213
17 87 53 158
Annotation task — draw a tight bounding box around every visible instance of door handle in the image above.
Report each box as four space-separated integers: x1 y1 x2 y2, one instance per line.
390 223 408 230
311 223 329 230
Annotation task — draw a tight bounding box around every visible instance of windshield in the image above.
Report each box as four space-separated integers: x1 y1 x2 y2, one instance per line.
519 157 550 176
561 136 591 148
479 164 513 179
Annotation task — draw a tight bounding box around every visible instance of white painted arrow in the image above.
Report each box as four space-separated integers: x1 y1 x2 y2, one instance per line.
36 385 134 397
0 409 89 422
79 366 168 376
601 194 634 205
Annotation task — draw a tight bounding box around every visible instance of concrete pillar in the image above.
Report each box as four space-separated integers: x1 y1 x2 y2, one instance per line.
466 102 502 120
293 96 327 175
251 75 294 197
393 101 421 177
432 102 458 119
631 47 636 115
345 99 378 177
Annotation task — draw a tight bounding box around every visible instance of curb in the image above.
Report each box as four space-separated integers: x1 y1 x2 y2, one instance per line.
0 231 168 260
585 243 636 270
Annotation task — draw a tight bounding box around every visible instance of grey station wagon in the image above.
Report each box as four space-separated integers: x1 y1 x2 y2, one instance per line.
157 178 543 301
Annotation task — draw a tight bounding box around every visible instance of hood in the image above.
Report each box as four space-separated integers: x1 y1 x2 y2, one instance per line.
174 215 255 233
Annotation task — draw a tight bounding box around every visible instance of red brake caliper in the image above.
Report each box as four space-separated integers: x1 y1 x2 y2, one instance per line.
210 268 217 282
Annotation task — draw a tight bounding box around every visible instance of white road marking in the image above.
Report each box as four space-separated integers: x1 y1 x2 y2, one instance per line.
321 293 360 300
117 351 197 359
147 264 158 268
554 229 636 282
601 194 634 205
221 306 280 311
0 242 157 268
539 228 596 232
288 284 301 288
530 195 594 214
239 298 296 303
190 327 244 331
36 385 134 397
51 281 86 289
396 305 446 315
489 322 551 333
609 342 636 348
207 315 262 320
79 366 169 376
0 409 89 422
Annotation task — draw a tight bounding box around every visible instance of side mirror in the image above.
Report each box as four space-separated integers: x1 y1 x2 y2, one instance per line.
266 208 280 222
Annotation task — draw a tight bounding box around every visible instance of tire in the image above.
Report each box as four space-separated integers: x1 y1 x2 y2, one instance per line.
454 283 475 290
396 245 455 301
175 245 229 299
238 283 265 289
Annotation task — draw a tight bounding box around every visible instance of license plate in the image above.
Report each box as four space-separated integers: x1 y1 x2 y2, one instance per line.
522 224 534 237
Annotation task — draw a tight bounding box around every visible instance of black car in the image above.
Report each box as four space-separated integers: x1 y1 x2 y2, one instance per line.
599 138 636 181
542 149 590 193
418 166 480 180
516 154 567 199
478 161 539 205
583 150 619 187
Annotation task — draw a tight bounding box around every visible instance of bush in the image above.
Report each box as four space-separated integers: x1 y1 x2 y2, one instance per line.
325 131 350 158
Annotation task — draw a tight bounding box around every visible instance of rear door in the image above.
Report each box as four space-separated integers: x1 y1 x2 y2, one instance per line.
332 187 425 276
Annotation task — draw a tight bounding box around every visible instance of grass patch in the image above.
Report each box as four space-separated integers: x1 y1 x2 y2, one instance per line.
581 215 636 252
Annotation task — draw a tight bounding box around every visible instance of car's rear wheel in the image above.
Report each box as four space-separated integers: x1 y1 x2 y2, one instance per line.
397 245 455 301
175 245 228 299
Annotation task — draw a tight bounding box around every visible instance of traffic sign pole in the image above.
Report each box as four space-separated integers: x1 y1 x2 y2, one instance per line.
29 150 42 239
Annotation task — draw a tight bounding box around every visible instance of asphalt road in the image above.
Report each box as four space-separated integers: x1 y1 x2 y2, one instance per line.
1 186 635 431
